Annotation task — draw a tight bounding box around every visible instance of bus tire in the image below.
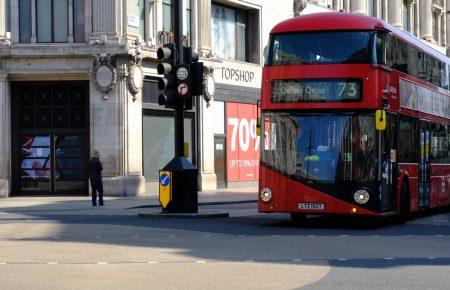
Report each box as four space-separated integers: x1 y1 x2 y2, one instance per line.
290 213 306 224
397 180 410 224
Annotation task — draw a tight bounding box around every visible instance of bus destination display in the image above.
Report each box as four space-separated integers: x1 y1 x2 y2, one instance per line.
271 78 362 103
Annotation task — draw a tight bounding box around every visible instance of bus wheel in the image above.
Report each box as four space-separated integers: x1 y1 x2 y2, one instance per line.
397 180 410 224
290 213 306 224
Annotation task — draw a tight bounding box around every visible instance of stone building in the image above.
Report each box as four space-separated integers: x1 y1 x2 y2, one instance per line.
297 0 450 55
0 0 295 198
2 0 447 198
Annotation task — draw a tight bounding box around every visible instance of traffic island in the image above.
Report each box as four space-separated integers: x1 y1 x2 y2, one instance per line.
137 211 229 219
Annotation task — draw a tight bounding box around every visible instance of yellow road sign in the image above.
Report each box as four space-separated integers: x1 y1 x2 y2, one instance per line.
159 171 172 209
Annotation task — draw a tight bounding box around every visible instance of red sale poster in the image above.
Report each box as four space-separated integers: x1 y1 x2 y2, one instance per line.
226 102 260 182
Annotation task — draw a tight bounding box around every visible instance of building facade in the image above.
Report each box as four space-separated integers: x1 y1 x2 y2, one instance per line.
0 0 448 198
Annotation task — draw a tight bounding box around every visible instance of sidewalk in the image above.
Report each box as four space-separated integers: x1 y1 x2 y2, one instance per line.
0 187 258 213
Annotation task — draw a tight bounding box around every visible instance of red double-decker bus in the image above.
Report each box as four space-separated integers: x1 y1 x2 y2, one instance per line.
258 12 450 222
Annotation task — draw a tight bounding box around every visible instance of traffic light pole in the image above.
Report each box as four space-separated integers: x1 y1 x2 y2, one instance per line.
174 0 184 158
157 0 198 213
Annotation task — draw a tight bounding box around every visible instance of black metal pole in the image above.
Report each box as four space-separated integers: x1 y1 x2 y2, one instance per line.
174 0 184 157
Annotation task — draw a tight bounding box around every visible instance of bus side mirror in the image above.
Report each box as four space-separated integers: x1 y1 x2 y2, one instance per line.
375 110 386 131
256 100 261 136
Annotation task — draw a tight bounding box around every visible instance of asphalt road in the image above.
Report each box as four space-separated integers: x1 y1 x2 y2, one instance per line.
0 196 449 289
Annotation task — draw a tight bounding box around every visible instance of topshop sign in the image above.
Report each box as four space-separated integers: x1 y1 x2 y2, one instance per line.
221 67 255 83
211 60 262 88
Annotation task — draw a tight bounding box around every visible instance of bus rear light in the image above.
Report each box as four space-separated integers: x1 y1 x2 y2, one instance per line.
260 187 273 203
353 189 370 205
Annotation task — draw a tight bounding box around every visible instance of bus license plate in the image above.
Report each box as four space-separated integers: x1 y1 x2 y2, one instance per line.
298 203 324 210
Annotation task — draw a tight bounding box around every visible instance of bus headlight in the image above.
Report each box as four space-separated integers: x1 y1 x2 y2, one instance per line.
353 189 370 205
260 188 273 203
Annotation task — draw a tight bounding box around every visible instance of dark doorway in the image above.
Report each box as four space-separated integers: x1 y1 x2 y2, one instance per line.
11 82 89 196
214 135 226 188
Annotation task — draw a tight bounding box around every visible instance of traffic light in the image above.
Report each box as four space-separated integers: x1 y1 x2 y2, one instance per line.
157 43 177 108
179 47 204 110
183 46 204 97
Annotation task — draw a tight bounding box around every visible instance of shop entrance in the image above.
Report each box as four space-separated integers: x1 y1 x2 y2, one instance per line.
11 82 89 195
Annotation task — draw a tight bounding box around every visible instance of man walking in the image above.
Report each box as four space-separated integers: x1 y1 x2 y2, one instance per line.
88 150 104 206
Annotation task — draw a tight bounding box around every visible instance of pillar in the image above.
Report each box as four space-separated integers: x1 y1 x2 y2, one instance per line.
350 0 368 14
198 97 217 191
0 74 11 198
197 0 211 56
333 0 341 11
91 0 120 42
90 55 145 196
372 0 382 18
382 0 388 21
0 0 7 43
415 0 421 36
447 0 450 46
420 0 433 41
388 0 403 29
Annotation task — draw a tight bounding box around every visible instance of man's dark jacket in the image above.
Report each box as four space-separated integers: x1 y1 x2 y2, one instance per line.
88 157 103 181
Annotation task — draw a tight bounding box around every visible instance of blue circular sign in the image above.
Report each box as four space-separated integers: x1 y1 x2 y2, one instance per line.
160 173 170 187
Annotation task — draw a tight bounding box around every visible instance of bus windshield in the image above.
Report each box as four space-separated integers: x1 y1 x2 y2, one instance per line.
266 31 372 66
262 112 378 183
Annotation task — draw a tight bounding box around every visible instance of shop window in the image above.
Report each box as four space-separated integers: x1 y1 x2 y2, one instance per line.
211 3 250 62
142 110 195 181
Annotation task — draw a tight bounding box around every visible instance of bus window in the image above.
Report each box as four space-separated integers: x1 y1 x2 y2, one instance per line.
267 31 372 66
431 123 448 163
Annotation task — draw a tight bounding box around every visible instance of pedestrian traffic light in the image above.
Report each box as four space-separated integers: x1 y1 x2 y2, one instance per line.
157 43 177 108
183 46 204 97
179 46 204 111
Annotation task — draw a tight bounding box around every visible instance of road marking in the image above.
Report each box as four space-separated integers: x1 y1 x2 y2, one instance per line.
97 262 108 265
195 260 206 263
371 235 379 237
147 261 159 264
384 257 395 260
168 235 175 238
434 234 444 237
429 257 436 260
0 262 6 265
94 236 102 239
52 236 61 239
292 259 302 262
340 235 348 237
47 262 58 265
338 258 347 261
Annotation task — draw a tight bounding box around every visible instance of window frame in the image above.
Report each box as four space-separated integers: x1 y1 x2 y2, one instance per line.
36 0 69 43
211 2 249 62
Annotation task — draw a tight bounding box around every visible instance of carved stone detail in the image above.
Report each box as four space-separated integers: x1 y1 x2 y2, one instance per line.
92 53 117 100
127 53 144 102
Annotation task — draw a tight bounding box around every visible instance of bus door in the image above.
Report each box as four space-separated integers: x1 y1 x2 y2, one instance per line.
418 122 431 208
380 114 397 211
